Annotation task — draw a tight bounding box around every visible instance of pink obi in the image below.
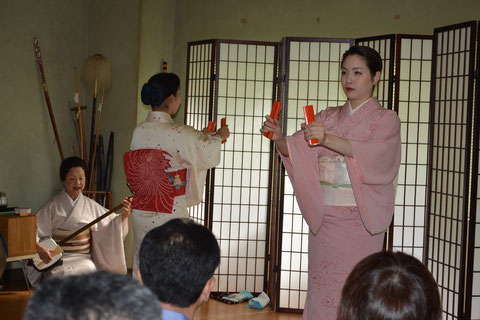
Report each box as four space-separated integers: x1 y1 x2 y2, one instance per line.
318 155 356 207
124 149 187 213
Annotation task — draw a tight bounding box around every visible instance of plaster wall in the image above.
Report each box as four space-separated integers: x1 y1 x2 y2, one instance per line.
171 0 480 123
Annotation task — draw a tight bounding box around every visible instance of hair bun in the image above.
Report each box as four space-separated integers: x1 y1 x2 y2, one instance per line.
141 83 162 106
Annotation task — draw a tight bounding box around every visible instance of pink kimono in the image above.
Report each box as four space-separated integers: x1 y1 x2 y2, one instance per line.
280 98 401 319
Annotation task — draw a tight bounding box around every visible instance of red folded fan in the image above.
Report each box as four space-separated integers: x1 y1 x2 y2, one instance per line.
207 121 216 132
264 101 282 139
303 105 319 146
221 117 227 144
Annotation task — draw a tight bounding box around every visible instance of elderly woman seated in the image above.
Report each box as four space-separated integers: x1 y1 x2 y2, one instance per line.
24 157 131 287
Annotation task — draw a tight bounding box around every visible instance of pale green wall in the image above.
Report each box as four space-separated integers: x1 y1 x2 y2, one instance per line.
137 0 176 124
2 0 480 270
171 0 480 123
86 0 141 270
0 0 89 211
0 0 141 268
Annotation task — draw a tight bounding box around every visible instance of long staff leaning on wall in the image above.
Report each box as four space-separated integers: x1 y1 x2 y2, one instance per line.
33 37 64 160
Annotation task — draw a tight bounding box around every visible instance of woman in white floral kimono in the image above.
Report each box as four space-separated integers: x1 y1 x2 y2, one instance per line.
125 73 230 276
25 157 131 287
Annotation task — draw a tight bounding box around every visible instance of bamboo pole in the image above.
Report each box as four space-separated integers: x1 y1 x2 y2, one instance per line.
33 38 64 160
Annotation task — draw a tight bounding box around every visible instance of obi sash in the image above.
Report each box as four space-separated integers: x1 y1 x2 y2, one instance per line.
123 149 187 213
318 155 356 207
52 229 91 254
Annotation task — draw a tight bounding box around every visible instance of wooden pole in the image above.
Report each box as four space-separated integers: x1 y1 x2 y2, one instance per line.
33 38 64 160
88 88 105 191
74 67 87 160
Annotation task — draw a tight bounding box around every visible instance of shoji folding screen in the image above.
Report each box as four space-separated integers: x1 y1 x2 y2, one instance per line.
275 35 433 312
427 21 479 320
185 40 278 293
184 24 480 316
185 40 215 224
275 38 352 311
389 35 433 260
357 35 433 260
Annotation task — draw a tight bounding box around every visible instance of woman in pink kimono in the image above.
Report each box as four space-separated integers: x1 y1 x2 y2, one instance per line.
26 157 131 287
126 73 230 277
261 46 401 319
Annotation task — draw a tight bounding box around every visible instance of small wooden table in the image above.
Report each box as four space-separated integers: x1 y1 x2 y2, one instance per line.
0 215 37 291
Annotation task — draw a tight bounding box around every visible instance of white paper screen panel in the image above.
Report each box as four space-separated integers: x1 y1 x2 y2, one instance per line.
279 39 351 310
212 42 277 293
428 26 473 320
356 37 394 108
393 37 432 260
186 41 214 224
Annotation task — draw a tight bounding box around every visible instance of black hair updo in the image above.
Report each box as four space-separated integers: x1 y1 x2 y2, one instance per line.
141 73 180 107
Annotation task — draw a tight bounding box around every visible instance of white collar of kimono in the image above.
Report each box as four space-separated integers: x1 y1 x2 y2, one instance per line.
62 189 81 207
146 111 174 123
349 97 374 115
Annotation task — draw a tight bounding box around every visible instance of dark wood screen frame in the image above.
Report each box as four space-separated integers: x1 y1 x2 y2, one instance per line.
184 24 480 315
185 39 216 226
355 34 396 111
213 39 280 294
467 22 480 319
274 37 354 313
425 21 478 320
355 35 397 251
185 39 280 295
393 34 434 260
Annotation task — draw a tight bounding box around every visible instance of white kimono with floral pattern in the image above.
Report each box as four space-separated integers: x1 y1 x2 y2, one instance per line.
129 111 222 276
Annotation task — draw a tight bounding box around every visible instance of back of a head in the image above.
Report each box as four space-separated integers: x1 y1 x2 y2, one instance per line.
24 271 163 320
139 218 220 308
337 251 441 320
141 73 180 108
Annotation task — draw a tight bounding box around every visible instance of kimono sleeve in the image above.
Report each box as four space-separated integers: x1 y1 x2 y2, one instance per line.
280 129 318 182
175 125 223 206
345 110 401 235
349 110 401 185
35 192 68 241
176 125 222 171
35 201 54 241
88 199 128 274
278 127 326 235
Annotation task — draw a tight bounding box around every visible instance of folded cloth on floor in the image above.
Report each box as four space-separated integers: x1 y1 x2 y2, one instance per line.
210 292 231 303
221 290 253 304
247 291 270 309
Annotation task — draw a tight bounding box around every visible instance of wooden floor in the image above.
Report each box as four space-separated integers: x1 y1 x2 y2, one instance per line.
2 268 303 320
195 299 302 320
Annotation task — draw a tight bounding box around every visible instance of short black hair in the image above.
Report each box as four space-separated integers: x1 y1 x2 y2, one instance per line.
59 156 88 181
141 73 180 108
342 45 382 76
139 218 220 308
338 251 441 320
24 271 163 320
